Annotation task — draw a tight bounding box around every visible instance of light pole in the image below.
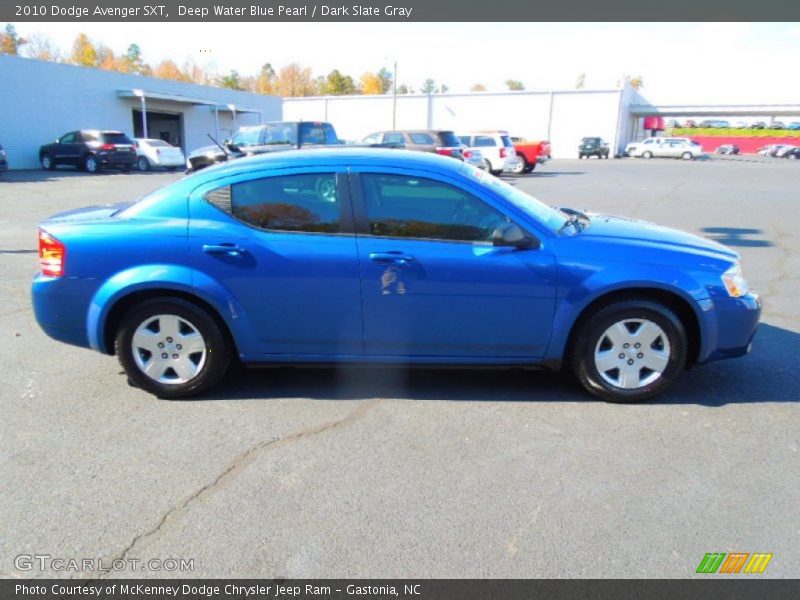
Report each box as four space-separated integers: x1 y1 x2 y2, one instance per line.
133 89 147 138
392 61 398 130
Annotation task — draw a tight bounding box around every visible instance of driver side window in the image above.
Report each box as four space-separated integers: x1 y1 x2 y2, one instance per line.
360 174 508 242
59 133 75 144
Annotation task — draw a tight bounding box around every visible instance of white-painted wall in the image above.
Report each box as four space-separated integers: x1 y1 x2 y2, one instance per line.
0 54 281 169
284 88 634 157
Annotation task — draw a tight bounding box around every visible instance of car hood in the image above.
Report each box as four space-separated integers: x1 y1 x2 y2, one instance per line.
188 144 227 159
575 213 738 260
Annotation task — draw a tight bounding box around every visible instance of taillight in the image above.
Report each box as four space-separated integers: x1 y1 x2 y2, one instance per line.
39 229 65 277
463 150 472 158
499 147 507 158
101 143 115 151
435 147 453 156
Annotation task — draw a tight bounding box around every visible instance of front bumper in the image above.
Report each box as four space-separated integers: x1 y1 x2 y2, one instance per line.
0 156 8 172
698 292 761 363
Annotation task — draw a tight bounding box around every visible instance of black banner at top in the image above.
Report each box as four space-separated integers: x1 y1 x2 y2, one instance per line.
3 0 800 22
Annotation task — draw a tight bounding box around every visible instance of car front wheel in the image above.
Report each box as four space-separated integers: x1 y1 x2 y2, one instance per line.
116 298 232 399
571 299 687 402
642 151 653 159
40 153 55 170
681 152 693 160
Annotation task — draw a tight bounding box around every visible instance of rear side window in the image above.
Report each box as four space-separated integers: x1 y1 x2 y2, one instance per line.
208 173 341 233
299 122 338 145
437 131 461 147
474 136 496 147
383 132 405 144
409 133 435 144
500 135 514 148
458 135 471 146
360 173 508 242
101 133 133 145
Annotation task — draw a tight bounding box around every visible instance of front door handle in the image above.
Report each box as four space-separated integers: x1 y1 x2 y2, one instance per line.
369 252 415 265
203 243 245 256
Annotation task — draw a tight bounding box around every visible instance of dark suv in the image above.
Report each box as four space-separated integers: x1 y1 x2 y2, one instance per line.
187 121 341 172
39 131 136 173
361 130 464 160
578 137 610 159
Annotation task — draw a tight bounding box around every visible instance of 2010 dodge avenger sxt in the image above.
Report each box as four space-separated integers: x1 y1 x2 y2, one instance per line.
32 149 761 401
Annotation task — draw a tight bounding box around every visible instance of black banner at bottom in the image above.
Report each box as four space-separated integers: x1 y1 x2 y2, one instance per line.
4 579 800 600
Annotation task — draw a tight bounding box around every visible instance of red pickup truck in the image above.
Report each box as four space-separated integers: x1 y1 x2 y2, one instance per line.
510 137 551 174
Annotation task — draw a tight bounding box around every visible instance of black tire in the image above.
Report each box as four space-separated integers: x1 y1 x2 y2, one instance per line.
115 298 232 399
483 159 492 172
121 164 132 173
570 299 688 403
83 154 100 173
510 156 527 175
523 162 535 173
40 153 56 170
137 156 151 172
491 169 504 176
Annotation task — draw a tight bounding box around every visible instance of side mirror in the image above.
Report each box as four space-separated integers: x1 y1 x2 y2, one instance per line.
492 223 539 250
54 138 60 144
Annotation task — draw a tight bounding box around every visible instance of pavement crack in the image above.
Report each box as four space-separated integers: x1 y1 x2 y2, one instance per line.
101 399 381 575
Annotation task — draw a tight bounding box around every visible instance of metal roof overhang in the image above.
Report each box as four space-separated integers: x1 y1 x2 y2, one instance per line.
117 89 262 114
630 104 800 117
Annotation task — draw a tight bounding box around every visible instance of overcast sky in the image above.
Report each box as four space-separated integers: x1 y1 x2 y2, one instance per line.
5 21 800 103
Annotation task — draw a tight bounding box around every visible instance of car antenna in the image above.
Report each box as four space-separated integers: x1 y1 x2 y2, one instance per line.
207 133 230 156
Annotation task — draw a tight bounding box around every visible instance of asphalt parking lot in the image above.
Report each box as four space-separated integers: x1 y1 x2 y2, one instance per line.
1 157 798 578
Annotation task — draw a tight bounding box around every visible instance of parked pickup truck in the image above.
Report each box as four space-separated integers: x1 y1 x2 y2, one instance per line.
509 137 551 174
187 121 341 172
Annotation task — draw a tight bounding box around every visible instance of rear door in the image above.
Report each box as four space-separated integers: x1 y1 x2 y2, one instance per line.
188 167 363 357
350 168 557 359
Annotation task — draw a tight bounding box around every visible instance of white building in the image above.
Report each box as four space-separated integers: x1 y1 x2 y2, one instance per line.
283 85 645 158
0 54 282 169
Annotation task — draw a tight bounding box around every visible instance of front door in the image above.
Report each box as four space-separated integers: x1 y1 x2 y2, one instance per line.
351 170 557 359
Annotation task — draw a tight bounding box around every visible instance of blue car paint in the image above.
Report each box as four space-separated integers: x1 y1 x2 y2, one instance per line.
32 148 761 372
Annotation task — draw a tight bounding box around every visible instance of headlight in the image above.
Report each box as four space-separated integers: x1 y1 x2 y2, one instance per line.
721 262 748 297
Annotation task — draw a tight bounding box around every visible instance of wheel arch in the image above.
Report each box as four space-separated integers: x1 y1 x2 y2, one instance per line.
559 287 702 371
101 288 238 359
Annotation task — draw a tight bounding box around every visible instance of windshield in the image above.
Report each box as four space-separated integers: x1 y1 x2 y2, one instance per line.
464 165 568 232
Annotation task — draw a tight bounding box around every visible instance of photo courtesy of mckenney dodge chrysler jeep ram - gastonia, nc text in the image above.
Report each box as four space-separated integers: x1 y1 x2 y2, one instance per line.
32 148 761 402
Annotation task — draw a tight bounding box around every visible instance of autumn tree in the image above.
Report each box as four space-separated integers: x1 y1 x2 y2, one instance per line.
359 71 382 95
254 63 277 94
470 83 487 92
320 69 358 95
275 63 318 97
376 67 393 93
153 59 187 81
0 24 26 55
21 33 60 62
96 44 118 71
505 79 525 91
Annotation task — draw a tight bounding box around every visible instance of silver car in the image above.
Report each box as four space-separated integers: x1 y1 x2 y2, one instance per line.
628 138 703 160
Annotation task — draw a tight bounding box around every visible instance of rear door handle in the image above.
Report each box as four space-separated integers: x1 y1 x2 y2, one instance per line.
369 252 415 265
202 243 245 256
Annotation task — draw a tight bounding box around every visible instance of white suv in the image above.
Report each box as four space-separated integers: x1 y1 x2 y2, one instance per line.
458 131 517 175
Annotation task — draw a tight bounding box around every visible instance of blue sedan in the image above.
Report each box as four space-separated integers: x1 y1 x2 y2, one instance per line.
32 149 761 402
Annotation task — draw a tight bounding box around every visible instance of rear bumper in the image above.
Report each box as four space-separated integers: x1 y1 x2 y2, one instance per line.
31 274 101 350
698 292 762 363
97 152 136 167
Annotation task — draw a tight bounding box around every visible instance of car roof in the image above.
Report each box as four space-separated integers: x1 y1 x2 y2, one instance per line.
192 148 468 180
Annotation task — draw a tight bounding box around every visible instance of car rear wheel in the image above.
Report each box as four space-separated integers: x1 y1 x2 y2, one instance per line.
483 159 493 172
116 298 232 399
642 151 653 159
84 154 99 173
510 156 527 174
137 156 151 171
570 299 687 403
40 153 55 170
681 152 693 160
